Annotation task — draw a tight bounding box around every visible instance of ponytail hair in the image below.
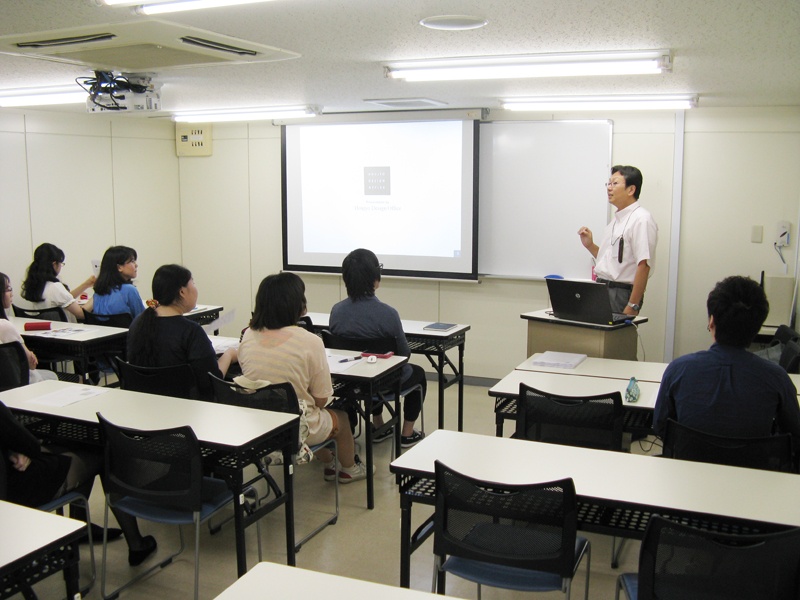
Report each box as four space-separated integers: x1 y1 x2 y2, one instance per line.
21 243 64 302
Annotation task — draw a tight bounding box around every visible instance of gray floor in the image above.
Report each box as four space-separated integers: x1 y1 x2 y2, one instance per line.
25 382 649 599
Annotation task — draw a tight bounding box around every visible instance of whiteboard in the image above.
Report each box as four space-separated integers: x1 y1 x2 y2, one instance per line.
478 120 612 279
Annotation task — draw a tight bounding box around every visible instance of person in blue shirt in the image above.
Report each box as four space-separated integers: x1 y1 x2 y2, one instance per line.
84 245 145 320
654 275 800 441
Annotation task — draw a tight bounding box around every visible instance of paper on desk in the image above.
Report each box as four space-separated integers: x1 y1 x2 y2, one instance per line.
530 351 587 369
38 328 87 337
326 352 362 374
210 336 239 354
27 386 110 407
201 309 236 334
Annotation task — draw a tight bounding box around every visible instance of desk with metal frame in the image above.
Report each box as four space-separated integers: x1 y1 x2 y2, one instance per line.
327 350 408 510
0 380 299 578
0 500 84 600
390 430 800 588
308 313 471 431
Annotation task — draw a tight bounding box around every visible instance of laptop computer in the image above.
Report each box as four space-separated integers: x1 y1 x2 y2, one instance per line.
545 278 632 325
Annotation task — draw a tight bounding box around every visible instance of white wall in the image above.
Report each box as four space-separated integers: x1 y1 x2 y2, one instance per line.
1 106 798 380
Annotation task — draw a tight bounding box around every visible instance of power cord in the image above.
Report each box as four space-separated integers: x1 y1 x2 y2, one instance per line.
76 71 149 111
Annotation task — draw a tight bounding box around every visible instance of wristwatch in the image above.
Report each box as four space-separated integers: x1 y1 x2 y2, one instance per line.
627 302 641 311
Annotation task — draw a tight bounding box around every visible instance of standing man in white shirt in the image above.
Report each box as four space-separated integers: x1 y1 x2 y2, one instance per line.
577 165 658 316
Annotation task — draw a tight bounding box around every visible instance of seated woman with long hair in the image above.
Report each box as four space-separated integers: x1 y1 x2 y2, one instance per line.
238 272 368 483
83 246 144 320
127 264 237 400
20 243 94 322
0 271 57 384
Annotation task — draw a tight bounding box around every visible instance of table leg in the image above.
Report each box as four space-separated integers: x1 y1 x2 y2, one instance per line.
232 481 248 577
457 342 465 432
399 494 413 588
365 395 375 510
436 351 446 431
282 445 297 566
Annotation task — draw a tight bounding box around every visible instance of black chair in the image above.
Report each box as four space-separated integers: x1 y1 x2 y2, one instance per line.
208 374 338 553
115 357 198 399
296 315 315 332
516 384 625 452
662 418 795 473
0 341 29 391
12 304 68 322
97 413 237 600
616 516 800 600
779 339 800 374
321 330 423 449
432 461 590 600
83 310 132 328
771 324 800 346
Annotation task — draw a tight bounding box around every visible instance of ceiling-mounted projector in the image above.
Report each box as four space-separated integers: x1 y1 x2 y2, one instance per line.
77 71 161 113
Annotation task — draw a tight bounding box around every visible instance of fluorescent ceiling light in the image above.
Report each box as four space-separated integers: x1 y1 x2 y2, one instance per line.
502 94 698 111
419 15 488 31
0 85 86 107
133 0 277 15
386 50 672 82
172 105 319 123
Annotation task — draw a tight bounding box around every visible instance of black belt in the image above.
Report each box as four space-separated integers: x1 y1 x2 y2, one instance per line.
596 278 633 291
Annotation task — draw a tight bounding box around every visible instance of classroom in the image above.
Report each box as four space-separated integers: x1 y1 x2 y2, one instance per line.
1 1 800 598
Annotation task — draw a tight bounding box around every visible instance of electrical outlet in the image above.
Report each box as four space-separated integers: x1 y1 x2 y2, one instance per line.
776 221 791 247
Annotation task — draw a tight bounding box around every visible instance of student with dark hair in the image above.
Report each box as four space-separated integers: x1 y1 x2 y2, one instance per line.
127 264 236 401
577 165 658 315
84 245 144 320
329 248 426 448
654 275 800 439
239 272 368 483
0 272 57 383
20 242 94 322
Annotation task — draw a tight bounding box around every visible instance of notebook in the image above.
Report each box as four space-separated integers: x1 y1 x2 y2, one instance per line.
545 278 632 326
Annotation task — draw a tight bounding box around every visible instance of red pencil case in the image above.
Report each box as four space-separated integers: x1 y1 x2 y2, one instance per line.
24 321 51 331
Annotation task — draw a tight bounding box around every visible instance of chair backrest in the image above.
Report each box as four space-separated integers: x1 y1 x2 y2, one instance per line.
97 413 203 512
12 304 68 322
0 341 29 391
779 339 800 374
115 357 198 399
433 460 577 578
662 418 795 473
772 324 800 347
209 375 301 452
637 516 800 600
515 383 624 451
321 330 397 354
83 310 132 328
296 315 315 333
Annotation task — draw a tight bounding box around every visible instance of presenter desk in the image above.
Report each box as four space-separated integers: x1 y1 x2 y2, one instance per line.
308 312 470 431
521 310 647 361
0 380 299 577
390 430 800 588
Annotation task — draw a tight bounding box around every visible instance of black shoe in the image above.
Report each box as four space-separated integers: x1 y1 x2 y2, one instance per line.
128 535 158 567
372 425 394 444
79 524 123 544
400 430 425 448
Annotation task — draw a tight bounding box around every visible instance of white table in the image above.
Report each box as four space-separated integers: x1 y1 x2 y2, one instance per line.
215 562 438 599
0 500 85 599
308 312 471 431
521 309 648 360
0 380 299 576
390 430 800 588
516 353 667 382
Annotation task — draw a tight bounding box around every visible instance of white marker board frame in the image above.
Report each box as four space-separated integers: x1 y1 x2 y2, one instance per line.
478 120 612 279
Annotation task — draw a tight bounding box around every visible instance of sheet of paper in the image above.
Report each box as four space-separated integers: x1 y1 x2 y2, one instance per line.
326 352 362 374
38 328 87 337
210 336 239 354
530 351 587 369
27 386 110 407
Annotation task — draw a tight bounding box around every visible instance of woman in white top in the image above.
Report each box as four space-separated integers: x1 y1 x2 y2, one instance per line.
20 243 94 322
0 271 57 384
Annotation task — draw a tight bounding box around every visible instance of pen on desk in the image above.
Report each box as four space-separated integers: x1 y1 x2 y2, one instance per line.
338 356 362 363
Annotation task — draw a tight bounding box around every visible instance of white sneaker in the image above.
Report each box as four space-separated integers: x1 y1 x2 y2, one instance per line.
338 457 374 484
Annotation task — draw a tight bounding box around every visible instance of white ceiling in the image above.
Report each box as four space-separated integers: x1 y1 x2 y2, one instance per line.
1 0 799 116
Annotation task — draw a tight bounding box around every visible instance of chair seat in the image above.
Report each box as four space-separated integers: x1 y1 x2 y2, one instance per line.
443 536 589 592
113 477 232 525
619 573 638 599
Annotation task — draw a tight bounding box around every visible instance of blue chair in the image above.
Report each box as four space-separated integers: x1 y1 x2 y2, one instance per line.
432 460 590 600
616 516 800 599
97 413 237 600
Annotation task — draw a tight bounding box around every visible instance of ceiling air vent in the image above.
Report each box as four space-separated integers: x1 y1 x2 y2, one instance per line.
0 20 299 72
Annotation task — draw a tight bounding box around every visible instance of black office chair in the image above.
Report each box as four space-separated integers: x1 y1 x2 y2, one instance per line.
432 460 590 600
771 324 800 347
12 304 69 322
97 413 238 600
208 374 338 553
779 339 800 374
662 418 795 473
115 357 198 399
321 330 423 451
82 310 132 328
616 516 800 600
0 341 29 391
515 383 625 452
